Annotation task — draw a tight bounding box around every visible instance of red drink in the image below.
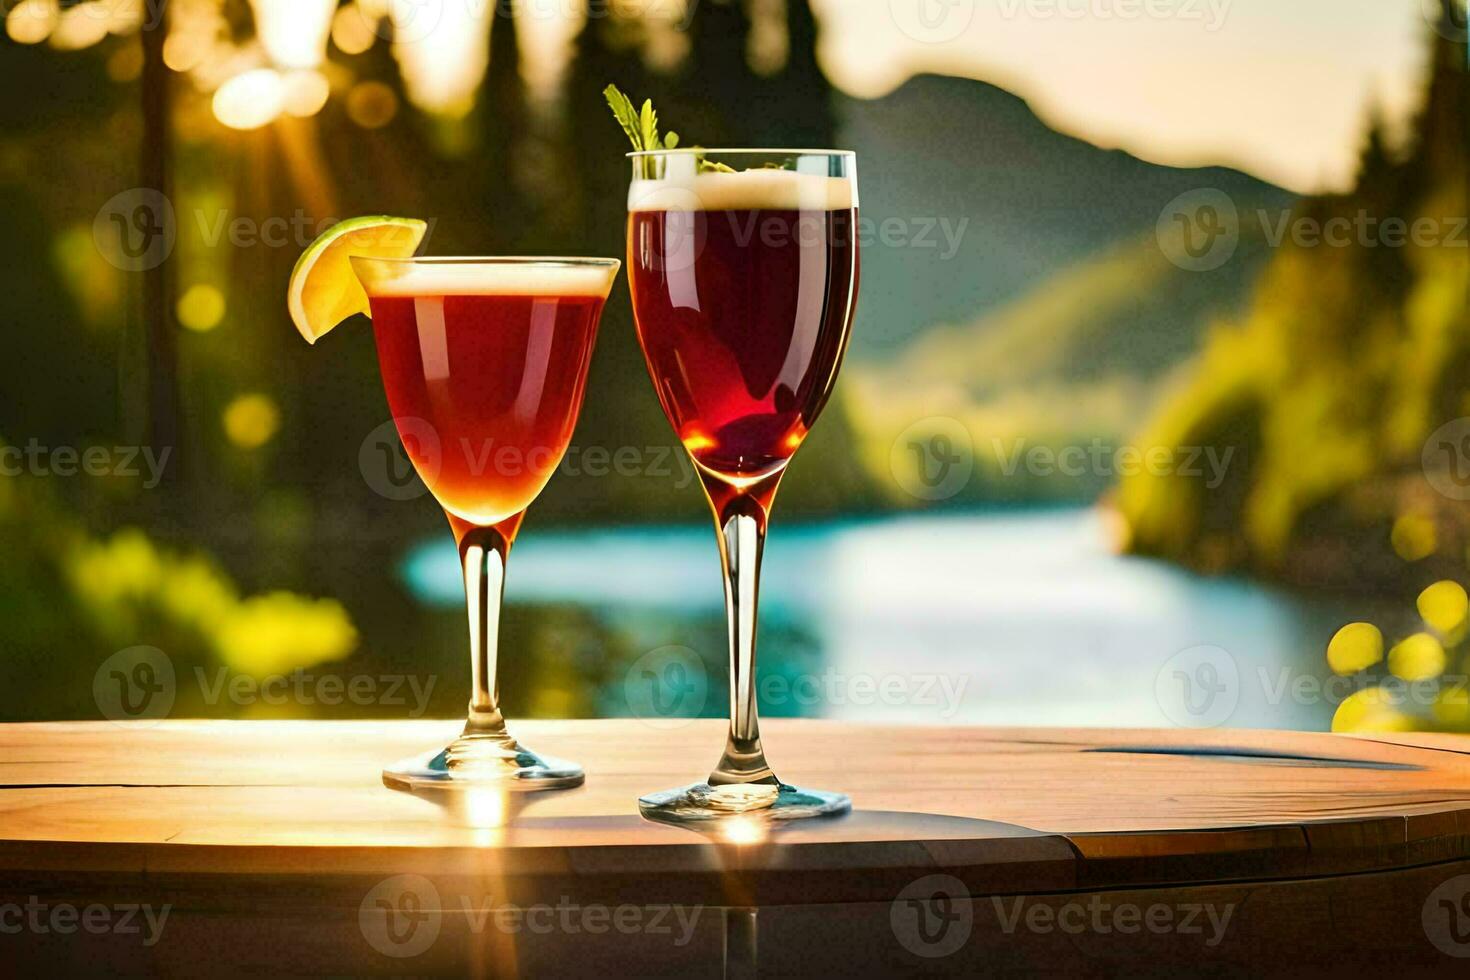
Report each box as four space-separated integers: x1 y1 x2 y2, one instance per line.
350 255 618 792
361 262 615 528
625 156 861 823
628 182 858 482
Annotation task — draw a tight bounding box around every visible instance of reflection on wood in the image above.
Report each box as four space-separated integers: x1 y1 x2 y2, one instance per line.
2 720 1468 973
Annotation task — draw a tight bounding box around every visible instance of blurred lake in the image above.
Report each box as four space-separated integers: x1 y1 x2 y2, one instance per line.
404 508 1366 732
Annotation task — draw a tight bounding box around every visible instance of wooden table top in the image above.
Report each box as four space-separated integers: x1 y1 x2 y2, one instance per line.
4 720 1470 902
5 719 1464 975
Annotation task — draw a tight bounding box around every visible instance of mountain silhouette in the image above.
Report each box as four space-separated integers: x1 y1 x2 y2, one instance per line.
833 73 1295 505
836 72 1294 360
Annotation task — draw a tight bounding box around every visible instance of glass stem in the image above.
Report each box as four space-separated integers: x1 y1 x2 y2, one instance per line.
708 488 779 786
459 523 510 737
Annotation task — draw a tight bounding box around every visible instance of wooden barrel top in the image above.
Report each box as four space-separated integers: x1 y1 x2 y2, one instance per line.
3 719 1469 897
6 720 1470 974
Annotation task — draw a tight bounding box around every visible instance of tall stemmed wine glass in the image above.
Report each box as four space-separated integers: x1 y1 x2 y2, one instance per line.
351 256 620 790
625 150 860 822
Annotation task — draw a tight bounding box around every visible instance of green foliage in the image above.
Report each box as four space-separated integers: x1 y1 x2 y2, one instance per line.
602 84 732 175
1116 27 1470 588
602 85 651 151
844 226 1273 507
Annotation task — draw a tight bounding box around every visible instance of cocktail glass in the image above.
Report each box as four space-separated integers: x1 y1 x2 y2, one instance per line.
351 256 620 790
625 150 860 821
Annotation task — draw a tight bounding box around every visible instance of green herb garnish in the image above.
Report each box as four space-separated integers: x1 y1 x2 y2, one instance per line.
603 84 679 153
603 84 734 176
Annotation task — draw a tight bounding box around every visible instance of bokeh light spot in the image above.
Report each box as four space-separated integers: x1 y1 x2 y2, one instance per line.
212 591 357 676
1326 622 1383 675
213 69 285 131
1390 512 1436 561
223 393 281 449
281 69 331 118
1331 688 1414 733
1417 580 1468 636
347 81 399 128
162 30 208 73
331 4 376 56
6 0 57 45
177 283 226 332
49 1 111 50
1387 631 1446 682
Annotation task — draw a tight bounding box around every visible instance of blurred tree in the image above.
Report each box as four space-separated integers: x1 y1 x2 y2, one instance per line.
1117 11 1469 594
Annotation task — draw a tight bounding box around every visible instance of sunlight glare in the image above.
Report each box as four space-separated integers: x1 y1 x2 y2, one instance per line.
5 0 57 45
213 69 285 130
48 1 111 50
249 0 336 69
720 816 768 845
281 69 331 118
390 0 494 119
513 0 586 105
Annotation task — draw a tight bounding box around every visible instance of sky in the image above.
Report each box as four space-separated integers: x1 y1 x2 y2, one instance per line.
811 0 1439 193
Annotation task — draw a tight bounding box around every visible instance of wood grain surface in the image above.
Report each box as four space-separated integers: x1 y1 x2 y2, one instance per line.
3 720 1469 975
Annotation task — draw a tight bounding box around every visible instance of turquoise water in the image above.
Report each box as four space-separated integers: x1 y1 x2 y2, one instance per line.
403 509 1352 730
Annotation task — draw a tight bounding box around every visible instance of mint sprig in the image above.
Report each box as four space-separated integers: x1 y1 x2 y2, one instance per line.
603 85 679 152
603 84 733 176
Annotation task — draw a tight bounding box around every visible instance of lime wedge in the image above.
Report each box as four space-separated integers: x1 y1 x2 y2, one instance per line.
287 216 427 344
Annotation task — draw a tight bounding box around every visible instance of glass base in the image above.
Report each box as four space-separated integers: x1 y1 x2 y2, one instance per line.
638 781 851 824
382 732 583 792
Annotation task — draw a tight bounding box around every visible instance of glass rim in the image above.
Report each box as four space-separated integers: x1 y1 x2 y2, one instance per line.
352 256 621 267
625 148 856 159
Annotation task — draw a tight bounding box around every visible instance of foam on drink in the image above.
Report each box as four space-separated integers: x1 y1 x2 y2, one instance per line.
628 168 856 213
354 259 619 298
626 167 859 481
